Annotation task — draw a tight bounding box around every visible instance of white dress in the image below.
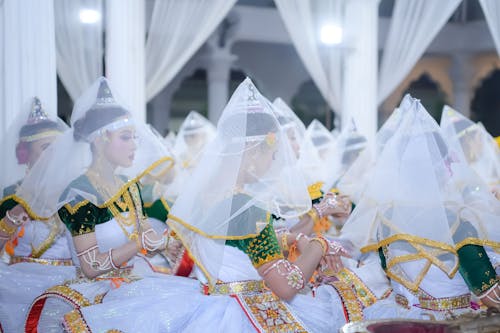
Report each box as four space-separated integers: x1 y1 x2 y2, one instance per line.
363 252 477 321
0 218 76 333
65 245 348 333
26 217 172 333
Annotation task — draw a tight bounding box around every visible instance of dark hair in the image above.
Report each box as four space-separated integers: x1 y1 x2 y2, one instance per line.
19 120 59 140
220 112 278 140
73 106 129 142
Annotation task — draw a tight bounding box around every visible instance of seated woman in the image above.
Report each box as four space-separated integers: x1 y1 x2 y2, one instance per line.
340 96 499 321
21 78 180 332
441 106 500 198
43 78 361 333
271 98 351 238
0 97 76 332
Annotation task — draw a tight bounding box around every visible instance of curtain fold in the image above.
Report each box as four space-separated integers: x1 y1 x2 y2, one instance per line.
378 0 462 104
145 0 236 102
274 0 344 113
1 0 57 137
55 0 103 101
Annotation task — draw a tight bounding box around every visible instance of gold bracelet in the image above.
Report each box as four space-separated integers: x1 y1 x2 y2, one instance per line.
309 237 328 256
307 208 320 223
0 217 17 235
281 232 289 252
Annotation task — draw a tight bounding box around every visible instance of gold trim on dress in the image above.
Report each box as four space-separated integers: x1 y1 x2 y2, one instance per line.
0 195 49 221
30 217 62 258
202 280 266 296
235 291 309 332
328 280 364 322
418 294 471 311
63 309 91 333
336 269 379 308
10 256 73 266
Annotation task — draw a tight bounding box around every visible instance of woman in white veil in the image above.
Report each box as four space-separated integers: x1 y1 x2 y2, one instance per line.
0 97 76 332
54 78 353 333
166 111 216 200
21 77 181 332
440 105 500 197
271 98 351 237
340 96 499 320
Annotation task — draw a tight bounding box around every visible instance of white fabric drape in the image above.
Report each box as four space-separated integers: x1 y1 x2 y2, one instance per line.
274 0 344 112
145 0 236 102
479 0 500 57
341 0 379 143
378 0 461 104
54 0 103 101
106 0 146 121
0 0 57 138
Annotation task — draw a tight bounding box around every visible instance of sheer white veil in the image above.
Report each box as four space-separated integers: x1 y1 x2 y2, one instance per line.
167 78 311 285
336 94 411 202
166 111 216 200
323 120 367 192
440 105 500 188
0 97 67 213
17 77 174 218
340 96 499 291
272 98 326 185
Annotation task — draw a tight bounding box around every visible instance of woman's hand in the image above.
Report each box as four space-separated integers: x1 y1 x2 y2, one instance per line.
315 193 352 219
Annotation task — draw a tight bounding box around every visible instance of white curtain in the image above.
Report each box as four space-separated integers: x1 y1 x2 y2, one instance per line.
341 0 379 143
0 0 57 137
274 0 344 112
378 0 462 104
145 0 236 101
54 0 103 101
106 0 146 121
479 0 500 57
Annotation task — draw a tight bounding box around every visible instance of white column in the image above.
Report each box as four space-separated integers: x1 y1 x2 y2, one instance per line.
205 44 237 123
106 0 146 121
450 53 473 118
0 0 57 136
341 0 379 143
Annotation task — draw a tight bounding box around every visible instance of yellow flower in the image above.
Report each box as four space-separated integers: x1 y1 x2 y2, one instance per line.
265 132 276 147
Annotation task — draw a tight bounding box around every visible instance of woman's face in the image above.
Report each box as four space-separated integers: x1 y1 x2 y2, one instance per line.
103 126 137 168
28 136 56 167
243 142 277 181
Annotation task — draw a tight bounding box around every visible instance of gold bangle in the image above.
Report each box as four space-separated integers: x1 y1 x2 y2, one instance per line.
281 232 289 252
307 209 320 223
0 217 17 235
309 237 328 256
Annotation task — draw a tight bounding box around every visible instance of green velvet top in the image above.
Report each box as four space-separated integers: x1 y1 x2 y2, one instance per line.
377 219 498 297
58 175 147 236
224 194 283 268
141 183 170 222
0 182 21 220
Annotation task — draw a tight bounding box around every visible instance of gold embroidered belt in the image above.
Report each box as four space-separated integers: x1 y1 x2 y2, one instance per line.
396 293 471 311
202 280 266 295
10 256 73 266
418 294 471 311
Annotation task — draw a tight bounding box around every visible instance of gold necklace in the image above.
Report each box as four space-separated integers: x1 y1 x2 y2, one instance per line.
85 170 139 241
